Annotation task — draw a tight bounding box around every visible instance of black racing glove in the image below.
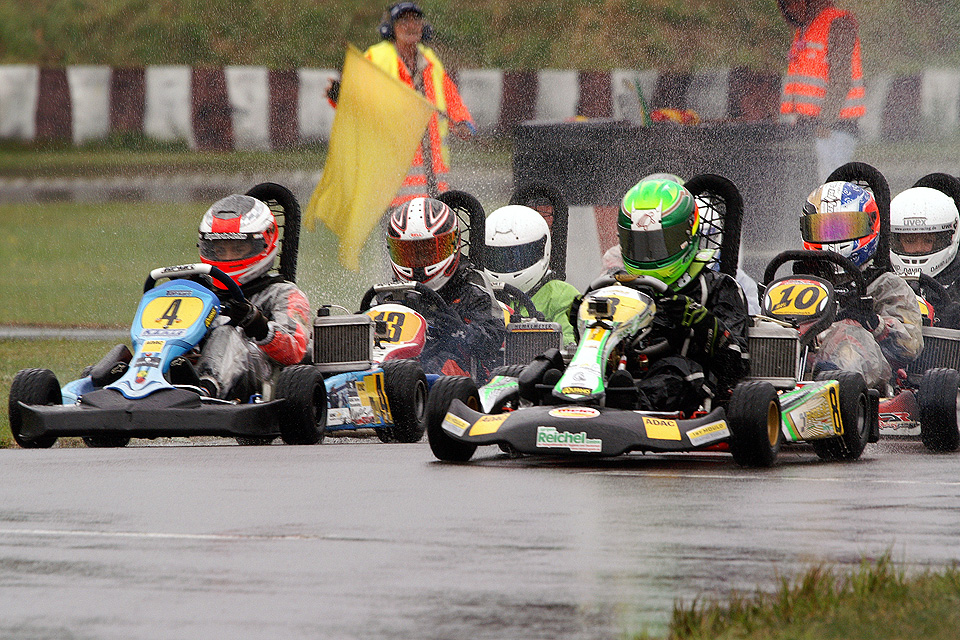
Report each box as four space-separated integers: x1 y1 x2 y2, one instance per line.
430 308 466 338
224 299 269 341
567 295 584 342
837 301 880 333
658 295 722 357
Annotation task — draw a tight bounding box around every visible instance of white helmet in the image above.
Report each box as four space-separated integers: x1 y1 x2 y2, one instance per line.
890 186 960 278
483 205 551 293
198 195 279 287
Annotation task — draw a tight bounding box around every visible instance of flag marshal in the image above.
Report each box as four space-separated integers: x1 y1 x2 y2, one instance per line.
304 44 436 270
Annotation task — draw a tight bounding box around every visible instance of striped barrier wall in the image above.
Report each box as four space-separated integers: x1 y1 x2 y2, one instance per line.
0 65 953 150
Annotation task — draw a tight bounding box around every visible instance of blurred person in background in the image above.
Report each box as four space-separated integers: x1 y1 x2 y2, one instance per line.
779 0 865 183
328 2 475 208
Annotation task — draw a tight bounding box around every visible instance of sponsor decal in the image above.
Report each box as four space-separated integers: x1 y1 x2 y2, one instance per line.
160 264 197 274
879 413 919 431
642 416 682 440
442 413 471 436
205 308 217 327
686 420 731 446
536 426 602 453
560 386 593 396
142 340 165 352
141 329 187 338
327 407 350 426
903 217 927 226
548 407 601 419
785 383 842 439
469 414 509 436
134 368 148 384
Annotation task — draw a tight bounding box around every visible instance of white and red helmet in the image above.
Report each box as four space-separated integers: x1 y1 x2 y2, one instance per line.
387 197 461 291
801 181 880 269
198 194 279 287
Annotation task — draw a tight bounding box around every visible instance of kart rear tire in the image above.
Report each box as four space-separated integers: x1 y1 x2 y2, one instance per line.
381 359 428 443
275 365 326 445
919 368 960 452
8 368 60 449
727 381 781 467
83 435 131 448
811 370 870 461
489 365 526 379
426 376 480 462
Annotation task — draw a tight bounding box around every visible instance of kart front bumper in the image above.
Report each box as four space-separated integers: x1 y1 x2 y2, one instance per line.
441 401 731 457
17 387 282 440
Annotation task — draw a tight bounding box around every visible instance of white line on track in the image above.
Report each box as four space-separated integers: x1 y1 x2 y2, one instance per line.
584 471 960 487
0 528 365 542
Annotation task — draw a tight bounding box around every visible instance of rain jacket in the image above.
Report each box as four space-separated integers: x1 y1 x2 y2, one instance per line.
419 263 507 379
813 271 923 387
197 275 311 398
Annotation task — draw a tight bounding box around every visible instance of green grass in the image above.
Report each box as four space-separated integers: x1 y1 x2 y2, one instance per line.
634 555 960 640
2 1 960 73
1 200 387 327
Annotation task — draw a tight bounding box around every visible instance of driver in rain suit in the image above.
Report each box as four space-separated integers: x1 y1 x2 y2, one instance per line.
386 196 506 379
800 181 923 389
195 194 312 400
592 178 749 415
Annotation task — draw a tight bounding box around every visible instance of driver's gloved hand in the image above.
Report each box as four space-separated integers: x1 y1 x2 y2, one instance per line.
837 304 881 334
224 299 269 341
431 309 465 336
658 295 721 356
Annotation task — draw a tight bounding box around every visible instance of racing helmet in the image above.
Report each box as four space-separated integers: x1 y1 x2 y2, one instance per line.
387 196 461 291
618 178 699 286
198 194 279 287
801 181 880 269
889 186 960 278
482 205 551 293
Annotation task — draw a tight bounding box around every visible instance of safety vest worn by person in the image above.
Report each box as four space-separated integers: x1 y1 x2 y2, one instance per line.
780 6 865 121
365 40 473 207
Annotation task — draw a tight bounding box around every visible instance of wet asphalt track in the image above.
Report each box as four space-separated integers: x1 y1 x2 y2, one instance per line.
0 435 957 639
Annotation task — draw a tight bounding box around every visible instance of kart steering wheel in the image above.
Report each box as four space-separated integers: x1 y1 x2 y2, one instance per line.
585 273 670 296
358 281 459 321
494 283 546 322
143 264 245 302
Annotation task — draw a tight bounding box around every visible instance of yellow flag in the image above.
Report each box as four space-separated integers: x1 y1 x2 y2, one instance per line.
304 44 436 271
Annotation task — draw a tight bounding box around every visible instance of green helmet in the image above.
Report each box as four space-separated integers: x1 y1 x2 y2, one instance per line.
618 178 700 286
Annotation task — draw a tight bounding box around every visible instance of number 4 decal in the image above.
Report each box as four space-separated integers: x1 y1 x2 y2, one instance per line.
158 298 182 328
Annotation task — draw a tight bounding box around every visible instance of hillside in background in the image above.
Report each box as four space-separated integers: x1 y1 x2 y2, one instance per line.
1 0 959 74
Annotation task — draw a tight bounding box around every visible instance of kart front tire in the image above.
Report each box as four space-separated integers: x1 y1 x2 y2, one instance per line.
275 365 326 445
426 376 480 462
727 381 781 467
8 368 60 449
381 359 428 443
919 368 960 452
811 370 870 461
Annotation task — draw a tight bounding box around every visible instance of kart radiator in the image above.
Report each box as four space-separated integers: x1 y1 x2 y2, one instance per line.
908 326 960 374
504 321 563 366
313 314 375 373
746 321 800 389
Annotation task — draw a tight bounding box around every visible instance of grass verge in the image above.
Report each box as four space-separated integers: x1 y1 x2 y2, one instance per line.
635 555 960 640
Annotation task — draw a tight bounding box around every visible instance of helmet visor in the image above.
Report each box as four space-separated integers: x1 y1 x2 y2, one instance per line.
618 224 692 265
801 210 873 244
891 230 955 256
198 233 266 262
484 237 547 273
388 229 458 268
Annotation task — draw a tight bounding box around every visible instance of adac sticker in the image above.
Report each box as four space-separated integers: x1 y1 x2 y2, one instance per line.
442 413 471 437
536 426 602 453
686 420 730 446
548 407 601 419
642 416 682 440
470 414 509 436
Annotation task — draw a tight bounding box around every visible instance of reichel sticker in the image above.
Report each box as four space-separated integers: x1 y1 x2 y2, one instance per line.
535 426 602 453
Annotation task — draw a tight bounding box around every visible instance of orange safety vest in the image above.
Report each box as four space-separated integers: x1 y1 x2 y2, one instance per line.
780 7 865 121
365 41 473 206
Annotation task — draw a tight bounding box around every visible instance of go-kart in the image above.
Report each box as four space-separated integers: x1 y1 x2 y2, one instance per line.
425 271 789 466
815 162 960 451
8 263 327 448
309 281 435 443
